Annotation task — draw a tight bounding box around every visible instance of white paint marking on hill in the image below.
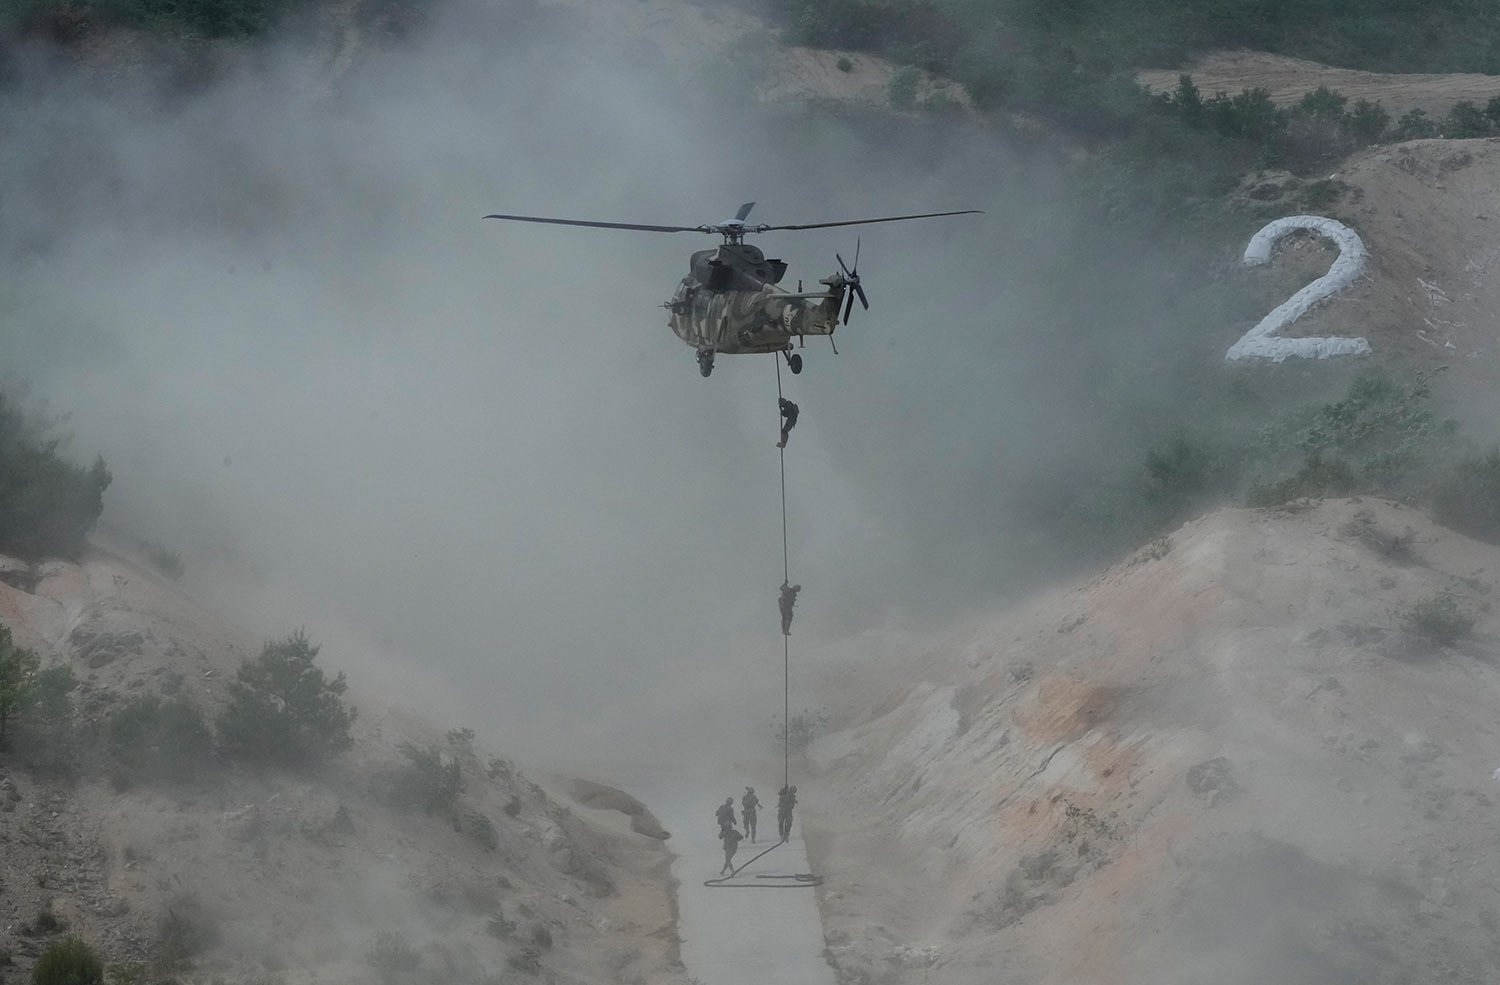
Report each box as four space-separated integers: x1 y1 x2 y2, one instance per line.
1227 215 1372 362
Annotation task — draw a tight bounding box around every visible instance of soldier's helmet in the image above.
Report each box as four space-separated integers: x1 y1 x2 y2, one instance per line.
790 785 798 793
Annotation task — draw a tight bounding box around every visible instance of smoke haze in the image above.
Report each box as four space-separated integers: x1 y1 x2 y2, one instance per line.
1 0 1260 765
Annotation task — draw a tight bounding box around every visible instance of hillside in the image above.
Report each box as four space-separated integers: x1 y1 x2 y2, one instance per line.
804 498 1500 985
1212 135 1500 406
0 545 682 985
1139 51 1500 119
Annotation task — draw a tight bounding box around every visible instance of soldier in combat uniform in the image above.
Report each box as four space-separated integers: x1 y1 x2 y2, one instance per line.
776 397 800 449
777 784 798 841
741 787 761 843
779 581 801 636
715 796 736 833
719 825 743 876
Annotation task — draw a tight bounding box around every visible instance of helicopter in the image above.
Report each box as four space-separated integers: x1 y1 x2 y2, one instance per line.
484 203 980 377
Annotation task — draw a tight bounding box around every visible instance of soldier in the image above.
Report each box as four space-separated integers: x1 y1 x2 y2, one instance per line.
719 825 743 876
715 796 736 833
777 784 798 841
741 787 761 843
779 581 801 636
776 397 800 449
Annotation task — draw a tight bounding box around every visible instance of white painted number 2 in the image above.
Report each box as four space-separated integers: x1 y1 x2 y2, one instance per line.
1225 215 1372 362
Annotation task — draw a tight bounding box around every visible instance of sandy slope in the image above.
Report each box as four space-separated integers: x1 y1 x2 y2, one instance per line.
1138 51 1500 119
0 545 684 985
804 499 1500 985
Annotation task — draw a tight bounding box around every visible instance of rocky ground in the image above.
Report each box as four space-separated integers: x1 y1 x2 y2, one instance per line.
803 498 1500 985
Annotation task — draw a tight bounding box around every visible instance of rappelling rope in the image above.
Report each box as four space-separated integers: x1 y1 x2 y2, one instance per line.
702 356 820 890
776 357 789 793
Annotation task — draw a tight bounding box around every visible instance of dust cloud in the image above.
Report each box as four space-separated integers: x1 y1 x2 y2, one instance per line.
2 0 1237 765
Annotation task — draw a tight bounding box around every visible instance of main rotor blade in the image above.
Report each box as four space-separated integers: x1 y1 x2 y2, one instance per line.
836 252 852 278
854 282 870 310
842 289 856 325
483 213 704 233
752 209 982 233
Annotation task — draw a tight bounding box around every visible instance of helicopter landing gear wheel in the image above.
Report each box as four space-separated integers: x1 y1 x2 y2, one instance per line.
697 347 715 378
782 349 803 375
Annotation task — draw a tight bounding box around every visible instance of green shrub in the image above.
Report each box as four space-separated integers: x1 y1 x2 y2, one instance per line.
367 931 420 983
0 623 40 747
1430 449 1500 544
887 64 920 110
1402 591 1475 645
217 630 356 768
1392 108 1440 140
17 665 78 773
104 964 145 985
461 809 499 851
390 742 462 816
1347 98 1391 142
138 542 184 582
0 389 111 562
108 697 212 787
1247 454 1356 507
771 707 830 755
152 897 219 971
32 936 102 985
28 908 64 935
1443 99 1494 138
1144 433 1236 516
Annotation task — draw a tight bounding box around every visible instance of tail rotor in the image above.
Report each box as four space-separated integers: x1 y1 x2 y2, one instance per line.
835 237 869 325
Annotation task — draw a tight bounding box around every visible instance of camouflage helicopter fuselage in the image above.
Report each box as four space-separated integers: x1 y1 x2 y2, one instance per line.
665 243 848 355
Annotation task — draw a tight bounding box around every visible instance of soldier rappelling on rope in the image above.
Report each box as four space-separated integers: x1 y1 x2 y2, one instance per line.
776 397 800 449
779 581 800 636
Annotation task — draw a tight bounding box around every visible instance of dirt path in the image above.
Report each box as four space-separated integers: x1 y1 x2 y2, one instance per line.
1138 50 1500 117
631 771 838 985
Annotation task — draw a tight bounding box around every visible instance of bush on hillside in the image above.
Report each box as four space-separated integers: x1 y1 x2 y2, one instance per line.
389 741 463 816
366 931 420 984
1402 591 1475 645
887 64 921 109
32 936 103 985
1391 108 1440 141
151 897 220 971
0 389 111 562
217 630 356 768
1246 454 1356 507
771 707 830 756
12 664 78 774
107 696 213 787
0 623 40 747
1346 98 1392 142
1430 449 1500 544
137 542 185 581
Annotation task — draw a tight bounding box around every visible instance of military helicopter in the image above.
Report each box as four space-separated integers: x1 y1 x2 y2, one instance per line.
484 203 980 377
